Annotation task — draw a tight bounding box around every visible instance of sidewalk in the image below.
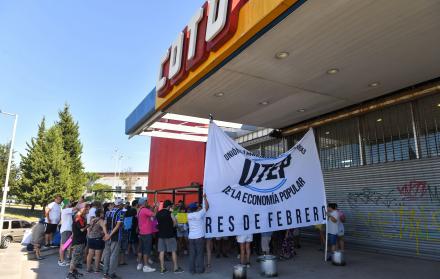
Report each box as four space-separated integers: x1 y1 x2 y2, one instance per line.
9 241 439 279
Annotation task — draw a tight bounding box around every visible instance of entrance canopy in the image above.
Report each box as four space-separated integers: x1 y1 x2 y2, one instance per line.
126 0 440 135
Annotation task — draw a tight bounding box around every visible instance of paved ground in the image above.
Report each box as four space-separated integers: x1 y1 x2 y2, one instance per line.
1 242 439 279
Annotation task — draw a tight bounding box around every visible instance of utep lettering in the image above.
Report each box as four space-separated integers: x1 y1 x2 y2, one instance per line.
239 154 292 186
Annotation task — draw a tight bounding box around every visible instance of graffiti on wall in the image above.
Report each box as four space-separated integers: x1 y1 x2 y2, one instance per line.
345 181 440 255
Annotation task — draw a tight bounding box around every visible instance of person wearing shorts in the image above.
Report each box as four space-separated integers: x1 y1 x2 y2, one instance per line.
176 207 189 255
86 208 107 273
237 234 253 267
32 218 46 260
326 203 340 260
59 201 77 266
156 200 183 274
45 195 62 247
136 198 156 273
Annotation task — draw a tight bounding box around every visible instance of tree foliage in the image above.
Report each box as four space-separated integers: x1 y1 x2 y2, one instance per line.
0 143 19 197
56 104 86 200
19 121 72 207
90 183 113 202
18 104 87 208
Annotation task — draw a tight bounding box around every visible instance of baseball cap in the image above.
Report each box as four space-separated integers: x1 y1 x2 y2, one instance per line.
163 200 173 208
188 202 198 210
138 197 147 206
114 198 123 206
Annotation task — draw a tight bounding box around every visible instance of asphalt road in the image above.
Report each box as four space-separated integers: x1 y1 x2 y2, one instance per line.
1 242 439 279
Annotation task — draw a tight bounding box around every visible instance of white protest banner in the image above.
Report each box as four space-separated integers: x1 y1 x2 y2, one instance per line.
204 123 327 237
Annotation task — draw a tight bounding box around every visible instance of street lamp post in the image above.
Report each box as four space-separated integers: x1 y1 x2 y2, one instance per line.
0 110 18 245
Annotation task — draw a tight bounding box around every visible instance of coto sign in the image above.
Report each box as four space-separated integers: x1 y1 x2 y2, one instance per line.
156 0 248 98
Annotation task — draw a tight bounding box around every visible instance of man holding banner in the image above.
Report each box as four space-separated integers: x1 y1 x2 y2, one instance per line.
203 123 327 261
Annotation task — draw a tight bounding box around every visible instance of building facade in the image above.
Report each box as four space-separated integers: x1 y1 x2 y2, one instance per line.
92 172 149 202
125 0 440 261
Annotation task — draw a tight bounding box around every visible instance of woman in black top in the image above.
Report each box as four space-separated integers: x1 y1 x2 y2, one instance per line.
66 207 89 279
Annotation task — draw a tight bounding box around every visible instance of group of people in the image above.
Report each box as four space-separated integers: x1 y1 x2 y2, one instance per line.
30 194 346 279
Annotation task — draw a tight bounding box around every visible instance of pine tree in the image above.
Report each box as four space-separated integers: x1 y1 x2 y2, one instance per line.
56 104 86 200
19 118 48 210
40 125 72 203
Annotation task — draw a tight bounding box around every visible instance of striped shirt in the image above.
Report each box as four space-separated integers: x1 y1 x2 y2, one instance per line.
105 208 125 242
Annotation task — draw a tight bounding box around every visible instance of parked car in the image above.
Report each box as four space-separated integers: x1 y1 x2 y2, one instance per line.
1 219 33 248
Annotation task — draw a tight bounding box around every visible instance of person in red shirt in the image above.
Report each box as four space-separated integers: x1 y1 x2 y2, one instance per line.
136 198 157 273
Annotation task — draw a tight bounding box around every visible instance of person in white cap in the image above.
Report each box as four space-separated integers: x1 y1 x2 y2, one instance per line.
102 198 125 279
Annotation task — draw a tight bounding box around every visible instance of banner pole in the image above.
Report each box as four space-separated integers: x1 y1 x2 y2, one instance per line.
324 217 328 261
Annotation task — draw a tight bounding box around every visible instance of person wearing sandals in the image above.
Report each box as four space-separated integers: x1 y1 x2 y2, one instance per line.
86 208 108 273
66 206 89 279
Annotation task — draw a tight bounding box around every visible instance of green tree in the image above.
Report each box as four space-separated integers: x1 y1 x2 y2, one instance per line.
90 183 113 202
0 143 19 198
56 104 86 200
19 118 47 210
19 119 72 208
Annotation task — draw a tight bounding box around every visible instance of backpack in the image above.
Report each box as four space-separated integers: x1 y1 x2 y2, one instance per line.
123 216 133 231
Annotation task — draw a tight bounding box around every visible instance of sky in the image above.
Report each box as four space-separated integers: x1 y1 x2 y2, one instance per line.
0 0 205 172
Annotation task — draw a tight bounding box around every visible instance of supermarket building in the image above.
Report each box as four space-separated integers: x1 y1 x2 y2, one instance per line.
125 0 440 260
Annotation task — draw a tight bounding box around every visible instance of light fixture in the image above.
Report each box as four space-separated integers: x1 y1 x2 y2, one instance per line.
326 68 339 75
376 118 383 122
259 101 270 105
214 92 224 97
325 131 330 135
369 82 380 87
297 109 305 112
275 51 289 59
437 103 440 108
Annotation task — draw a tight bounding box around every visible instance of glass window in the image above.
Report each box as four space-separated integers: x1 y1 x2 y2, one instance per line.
360 103 415 165
3 222 8 230
286 131 307 150
261 139 285 158
11 221 21 229
135 186 142 192
21 221 32 228
316 118 360 169
414 93 440 158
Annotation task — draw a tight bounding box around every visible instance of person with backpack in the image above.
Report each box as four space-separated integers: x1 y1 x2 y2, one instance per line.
118 202 134 266
102 198 125 279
